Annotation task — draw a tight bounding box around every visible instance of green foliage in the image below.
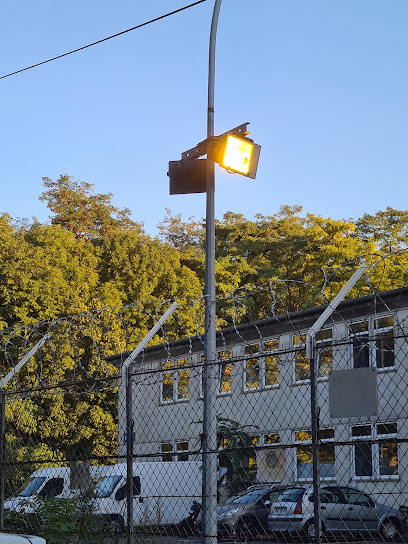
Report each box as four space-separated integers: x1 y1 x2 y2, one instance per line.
40 174 141 238
2 174 408 486
217 416 258 495
5 495 108 544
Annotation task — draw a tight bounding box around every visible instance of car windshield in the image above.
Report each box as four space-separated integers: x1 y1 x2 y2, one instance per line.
18 476 47 497
228 488 270 505
277 488 305 503
93 475 122 498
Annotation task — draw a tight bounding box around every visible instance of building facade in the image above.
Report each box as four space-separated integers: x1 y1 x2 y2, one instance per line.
112 287 408 507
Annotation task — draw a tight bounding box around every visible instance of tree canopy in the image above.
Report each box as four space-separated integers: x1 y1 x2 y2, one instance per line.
1 174 408 470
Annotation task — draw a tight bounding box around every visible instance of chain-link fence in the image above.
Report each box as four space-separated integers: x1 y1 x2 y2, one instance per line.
1 266 408 544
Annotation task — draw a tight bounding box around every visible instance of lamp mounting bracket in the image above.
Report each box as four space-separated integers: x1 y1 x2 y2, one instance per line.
181 122 250 161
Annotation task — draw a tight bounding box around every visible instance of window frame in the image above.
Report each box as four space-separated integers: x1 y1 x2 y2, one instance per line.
243 339 279 392
218 349 233 395
200 350 233 396
351 422 398 480
160 440 189 462
293 328 333 383
294 428 335 481
160 357 190 403
349 314 395 371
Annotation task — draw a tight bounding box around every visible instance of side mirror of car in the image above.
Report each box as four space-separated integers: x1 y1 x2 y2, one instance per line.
263 499 271 507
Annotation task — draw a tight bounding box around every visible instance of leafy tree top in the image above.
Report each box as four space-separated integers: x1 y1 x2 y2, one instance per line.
40 175 142 238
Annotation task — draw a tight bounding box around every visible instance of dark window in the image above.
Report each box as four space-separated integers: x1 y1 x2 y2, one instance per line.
115 476 141 501
341 488 372 507
376 331 394 368
279 488 305 503
229 487 271 505
354 442 373 477
320 488 341 504
39 478 64 498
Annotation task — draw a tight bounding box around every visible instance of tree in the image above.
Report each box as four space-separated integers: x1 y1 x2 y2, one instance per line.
355 207 408 251
40 175 141 238
217 417 258 495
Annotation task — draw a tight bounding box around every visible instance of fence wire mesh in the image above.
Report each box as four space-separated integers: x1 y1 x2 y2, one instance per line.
1 260 408 544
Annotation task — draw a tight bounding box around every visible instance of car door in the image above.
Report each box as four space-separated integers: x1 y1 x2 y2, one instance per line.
115 476 143 525
339 487 378 533
319 487 348 534
253 492 273 531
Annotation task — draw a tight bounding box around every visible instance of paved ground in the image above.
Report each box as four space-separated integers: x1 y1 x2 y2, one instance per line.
109 535 407 544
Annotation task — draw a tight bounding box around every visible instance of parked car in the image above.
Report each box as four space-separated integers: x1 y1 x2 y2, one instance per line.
268 484 407 541
0 533 46 544
217 484 287 539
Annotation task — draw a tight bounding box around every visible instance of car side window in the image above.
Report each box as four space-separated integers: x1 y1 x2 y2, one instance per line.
39 478 64 498
115 476 141 501
320 489 340 504
341 488 371 507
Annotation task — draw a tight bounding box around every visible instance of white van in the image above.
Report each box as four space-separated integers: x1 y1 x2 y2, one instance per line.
4 461 202 528
91 461 202 527
4 465 102 513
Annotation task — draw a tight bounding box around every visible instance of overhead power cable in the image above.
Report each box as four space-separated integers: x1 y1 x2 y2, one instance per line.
0 0 207 80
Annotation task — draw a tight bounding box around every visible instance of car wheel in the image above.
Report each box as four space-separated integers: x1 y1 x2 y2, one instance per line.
380 518 400 541
236 517 259 541
304 520 324 540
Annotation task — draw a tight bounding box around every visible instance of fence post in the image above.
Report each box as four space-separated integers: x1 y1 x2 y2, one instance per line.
125 368 134 544
305 265 368 544
0 391 5 531
309 339 321 544
120 302 178 544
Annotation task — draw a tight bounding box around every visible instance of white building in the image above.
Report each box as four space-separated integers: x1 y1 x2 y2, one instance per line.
110 287 408 507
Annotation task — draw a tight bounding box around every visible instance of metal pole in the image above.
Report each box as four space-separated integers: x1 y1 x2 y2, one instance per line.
202 2 222 544
125 368 134 544
305 266 368 544
309 343 321 544
121 303 178 544
0 391 5 531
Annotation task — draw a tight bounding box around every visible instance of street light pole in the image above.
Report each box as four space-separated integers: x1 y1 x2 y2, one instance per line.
202 1 222 544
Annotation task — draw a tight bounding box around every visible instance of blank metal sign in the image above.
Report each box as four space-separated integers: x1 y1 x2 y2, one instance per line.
329 367 378 418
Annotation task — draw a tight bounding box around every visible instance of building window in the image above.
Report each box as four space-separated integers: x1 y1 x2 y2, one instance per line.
218 350 232 394
295 429 335 480
264 432 280 445
293 330 332 382
350 315 394 369
316 329 333 378
200 350 232 396
244 340 279 391
161 440 189 461
161 358 189 402
352 423 398 478
375 316 395 368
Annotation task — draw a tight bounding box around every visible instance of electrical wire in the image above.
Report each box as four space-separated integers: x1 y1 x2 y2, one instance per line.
0 0 207 81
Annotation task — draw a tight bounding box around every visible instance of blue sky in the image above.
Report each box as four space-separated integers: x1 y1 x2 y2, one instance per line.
1 0 407 235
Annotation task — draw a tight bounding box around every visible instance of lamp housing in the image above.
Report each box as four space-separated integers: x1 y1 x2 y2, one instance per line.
168 159 207 195
208 133 261 178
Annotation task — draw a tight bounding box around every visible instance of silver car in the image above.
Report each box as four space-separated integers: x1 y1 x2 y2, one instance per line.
0 534 46 544
217 484 286 539
268 485 406 541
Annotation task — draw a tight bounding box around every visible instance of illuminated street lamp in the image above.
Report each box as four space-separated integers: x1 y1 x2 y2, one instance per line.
208 131 261 178
168 123 261 193
167 2 261 543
